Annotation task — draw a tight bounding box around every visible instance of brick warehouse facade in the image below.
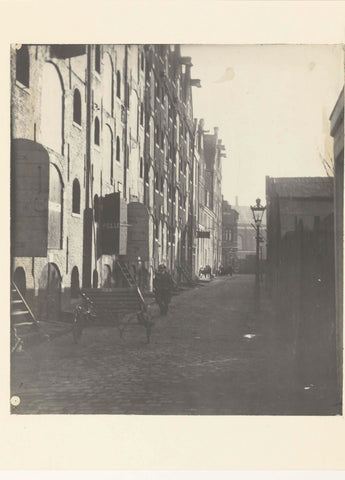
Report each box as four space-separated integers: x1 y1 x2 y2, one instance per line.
11 44 224 320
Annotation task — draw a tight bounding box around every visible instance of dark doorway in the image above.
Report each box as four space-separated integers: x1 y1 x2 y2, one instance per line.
13 267 26 297
38 263 62 322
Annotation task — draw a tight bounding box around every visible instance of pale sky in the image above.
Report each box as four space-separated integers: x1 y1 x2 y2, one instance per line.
182 44 344 206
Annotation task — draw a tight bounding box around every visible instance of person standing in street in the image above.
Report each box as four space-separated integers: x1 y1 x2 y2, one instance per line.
153 264 175 315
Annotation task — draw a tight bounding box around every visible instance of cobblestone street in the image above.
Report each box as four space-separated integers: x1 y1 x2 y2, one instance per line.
11 274 338 415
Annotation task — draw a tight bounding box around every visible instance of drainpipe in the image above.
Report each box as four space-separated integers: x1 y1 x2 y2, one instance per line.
82 44 92 287
123 45 128 200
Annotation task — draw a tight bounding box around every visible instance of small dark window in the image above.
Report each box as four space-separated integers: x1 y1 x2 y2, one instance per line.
139 157 143 178
72 179 81 214
16 45 30 87
160 176 164 193
140 102 144 125
71 266 80 298
155 219 159 239
94 117 100 145
116 71 121 98
116 136 120 161
155 172 159 191
161 131 164 149
141 52 144 71
95 45 101 73
144 161 149 183
73 89 82 125
94 194 99 222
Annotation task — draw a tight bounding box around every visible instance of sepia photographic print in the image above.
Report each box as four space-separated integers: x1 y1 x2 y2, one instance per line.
10 41 344 418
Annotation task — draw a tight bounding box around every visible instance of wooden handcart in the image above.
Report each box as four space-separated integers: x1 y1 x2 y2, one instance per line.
73 286 154 344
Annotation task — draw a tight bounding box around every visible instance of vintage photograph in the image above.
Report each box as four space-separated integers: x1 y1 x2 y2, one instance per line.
10 43 343 415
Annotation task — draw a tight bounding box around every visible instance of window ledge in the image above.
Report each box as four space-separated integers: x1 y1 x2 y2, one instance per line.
72 122 82 131
15 80 30 94
71 212 81 218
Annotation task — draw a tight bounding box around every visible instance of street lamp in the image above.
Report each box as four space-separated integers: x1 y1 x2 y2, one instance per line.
250 198 266 312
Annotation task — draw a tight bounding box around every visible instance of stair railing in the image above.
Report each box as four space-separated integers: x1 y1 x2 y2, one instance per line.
11 281 39 326
115 260 137 288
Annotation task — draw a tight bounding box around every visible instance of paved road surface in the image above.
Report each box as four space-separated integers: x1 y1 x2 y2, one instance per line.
11 274 339 414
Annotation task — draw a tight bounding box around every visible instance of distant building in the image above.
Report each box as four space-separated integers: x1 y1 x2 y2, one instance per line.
330 87 344 408
233 198 266 273
192 120 225 276
203 127 225 273
221 199 238 269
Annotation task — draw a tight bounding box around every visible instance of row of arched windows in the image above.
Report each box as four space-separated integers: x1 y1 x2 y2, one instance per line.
15 47 123 146
93 117 121 161
94 45 122 106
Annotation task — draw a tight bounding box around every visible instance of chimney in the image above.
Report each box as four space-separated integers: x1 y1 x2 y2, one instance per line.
235 196 238 206
214 127 219 136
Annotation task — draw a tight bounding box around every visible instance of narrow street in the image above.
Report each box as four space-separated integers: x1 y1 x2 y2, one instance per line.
11 274 338 415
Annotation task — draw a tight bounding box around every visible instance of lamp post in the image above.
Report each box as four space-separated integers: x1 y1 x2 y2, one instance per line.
250 198 266 312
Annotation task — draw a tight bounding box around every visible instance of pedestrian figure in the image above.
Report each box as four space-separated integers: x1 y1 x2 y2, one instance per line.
228 265 233 277
153 264 174 315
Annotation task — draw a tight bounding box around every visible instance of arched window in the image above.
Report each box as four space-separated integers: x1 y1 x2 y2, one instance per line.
94 194 99 222
104 125 113 182
70 266 80 298
104 53 113 113
41 62 64 153
116 70 121 98
139 157 143 178
48 164 63 249
72 178 80 214
95 45 101 73
116 136 121 162
16 45 30 87
94 116 100 145
73 88 81 125
144 161 149 183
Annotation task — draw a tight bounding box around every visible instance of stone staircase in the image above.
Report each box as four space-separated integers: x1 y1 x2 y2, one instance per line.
11 282 42 352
